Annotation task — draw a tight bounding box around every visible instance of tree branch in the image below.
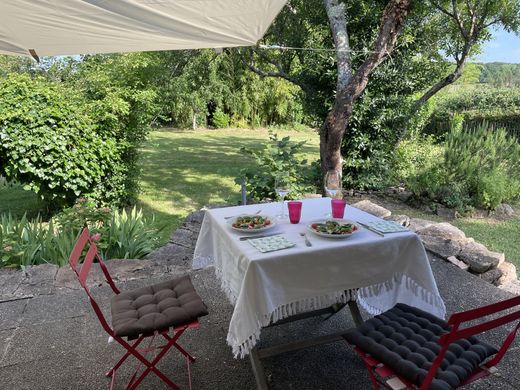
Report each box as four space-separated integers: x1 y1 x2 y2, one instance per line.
339 0 412 107
238 48 309 93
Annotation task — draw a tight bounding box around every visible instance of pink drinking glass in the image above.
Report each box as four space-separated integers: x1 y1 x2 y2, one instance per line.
331 199 346 219
287 201 303 224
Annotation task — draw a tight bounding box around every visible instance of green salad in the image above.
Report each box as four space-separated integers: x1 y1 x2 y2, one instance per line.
232 215 272 230
310 220 357 235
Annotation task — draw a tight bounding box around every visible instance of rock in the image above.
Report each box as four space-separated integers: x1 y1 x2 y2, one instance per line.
447 256 469 271
384 214 410 227
106 259 161 280
420 235 465 259
170 227 198 248
303 193 322 199
396 191 413 202
408 218 435 232
499 280 520 295
436 204 458 220
416 223 470 243
495 203 515 219
185 210 205 224
458 241 505 273
497 261 517 287
351 200 391 218
478 268 503 285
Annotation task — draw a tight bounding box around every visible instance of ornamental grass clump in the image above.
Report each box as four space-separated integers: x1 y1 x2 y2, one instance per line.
0 199 162 269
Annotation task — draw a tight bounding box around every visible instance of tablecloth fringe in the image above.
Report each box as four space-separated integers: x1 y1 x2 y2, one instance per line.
358 272 446 318
213 263 239 305
229 289 356 358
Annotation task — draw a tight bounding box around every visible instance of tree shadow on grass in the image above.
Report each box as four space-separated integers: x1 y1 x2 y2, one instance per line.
137 131 320 241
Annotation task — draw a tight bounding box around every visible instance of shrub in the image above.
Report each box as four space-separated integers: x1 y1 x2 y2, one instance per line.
392 134 443 185
235 132 315 201
425 86 520 138
212 109 230 128
0 74 127 208
405 123 520 211
0 199 162 269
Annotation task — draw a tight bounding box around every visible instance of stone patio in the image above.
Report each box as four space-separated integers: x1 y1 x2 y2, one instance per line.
1 210 520 389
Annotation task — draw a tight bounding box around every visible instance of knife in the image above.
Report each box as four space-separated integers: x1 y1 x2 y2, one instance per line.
355 221 385 237
239 233 280 241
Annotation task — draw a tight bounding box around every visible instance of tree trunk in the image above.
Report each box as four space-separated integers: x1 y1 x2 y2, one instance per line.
192 112 197 130
320 0 411 176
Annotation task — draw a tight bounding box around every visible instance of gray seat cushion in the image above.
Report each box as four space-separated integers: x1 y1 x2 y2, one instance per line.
344 303 497 390
111 275 208 338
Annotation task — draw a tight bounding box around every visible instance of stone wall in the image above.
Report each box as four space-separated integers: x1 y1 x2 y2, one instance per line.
352 200 520 294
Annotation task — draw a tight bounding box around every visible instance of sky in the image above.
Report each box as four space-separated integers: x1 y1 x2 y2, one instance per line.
475 27 520 63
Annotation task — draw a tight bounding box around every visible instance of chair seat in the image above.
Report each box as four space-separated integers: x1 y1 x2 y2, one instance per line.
111 275 208 338
344 304 497 390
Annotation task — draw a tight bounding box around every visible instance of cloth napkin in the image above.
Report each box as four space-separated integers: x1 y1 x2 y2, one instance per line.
365 220 408 233
248 235 295 253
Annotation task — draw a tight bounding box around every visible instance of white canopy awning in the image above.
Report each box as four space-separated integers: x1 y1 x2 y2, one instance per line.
0 0 286 58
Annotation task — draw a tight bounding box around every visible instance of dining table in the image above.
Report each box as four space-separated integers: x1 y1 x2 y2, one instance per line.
193 197 446 387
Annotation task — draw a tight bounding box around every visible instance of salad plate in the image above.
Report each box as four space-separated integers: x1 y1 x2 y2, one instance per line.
307 219 359 239
229 214 276 233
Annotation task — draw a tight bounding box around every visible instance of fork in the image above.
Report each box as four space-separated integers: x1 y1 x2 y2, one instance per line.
299 232 312 247
224 209 262 219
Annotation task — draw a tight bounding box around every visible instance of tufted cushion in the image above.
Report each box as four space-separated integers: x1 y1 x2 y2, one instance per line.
111 275 208 338
344 304 497 390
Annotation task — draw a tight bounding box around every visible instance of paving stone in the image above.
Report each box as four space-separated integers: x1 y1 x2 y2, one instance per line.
0 268 24 299
14 264 58 296
0 299 28 330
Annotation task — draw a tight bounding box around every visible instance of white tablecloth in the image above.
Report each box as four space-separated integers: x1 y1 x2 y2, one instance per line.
193 198 446 357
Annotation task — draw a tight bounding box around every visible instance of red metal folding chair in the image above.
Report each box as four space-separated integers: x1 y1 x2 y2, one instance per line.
344 298 520 390
68 228 208 390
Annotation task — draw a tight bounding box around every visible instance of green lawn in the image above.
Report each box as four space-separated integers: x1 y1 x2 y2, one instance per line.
137 127 320 243
1 127 518 271
0 179 43 219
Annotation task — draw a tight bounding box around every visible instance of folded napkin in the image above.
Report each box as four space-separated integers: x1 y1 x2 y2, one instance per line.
248 235 295 253
364 220 408 233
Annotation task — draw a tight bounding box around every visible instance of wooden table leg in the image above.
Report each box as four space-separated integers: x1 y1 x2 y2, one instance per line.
250 346 269 390
348 300 363 326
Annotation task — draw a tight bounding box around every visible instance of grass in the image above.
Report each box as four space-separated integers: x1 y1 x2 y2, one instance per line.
0 179 43 219
1 127 519 272
137 127 320 243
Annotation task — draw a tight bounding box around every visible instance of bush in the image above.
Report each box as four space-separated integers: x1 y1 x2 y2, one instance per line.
405 123 520 211
425 86 520 139
393 134 443 185
0 199 161 269
235 132 315 201
212 109 230 128
0 74 127 208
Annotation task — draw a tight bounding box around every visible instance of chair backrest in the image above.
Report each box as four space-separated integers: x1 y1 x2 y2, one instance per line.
420 295 520 389
68 227 120 335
